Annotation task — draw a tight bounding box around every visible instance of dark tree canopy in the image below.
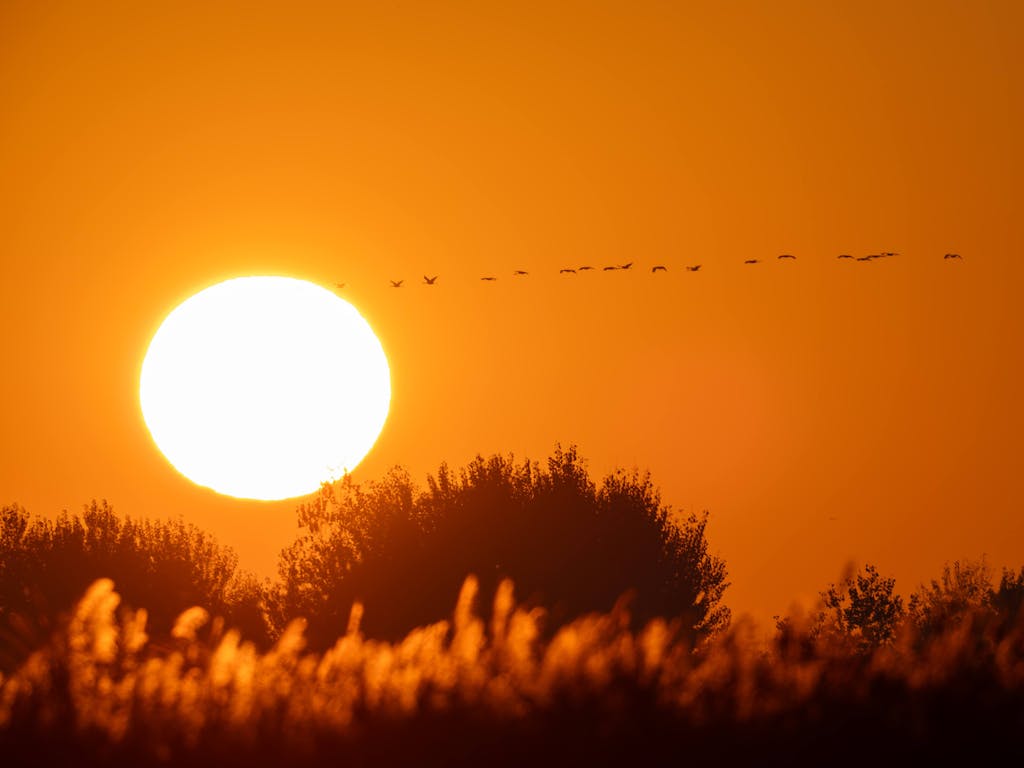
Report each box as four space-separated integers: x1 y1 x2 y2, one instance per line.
908 558 1024 640
273 446 730 647
991 565 1024 626
908 557 994 638
805 564 905 652
0 501 269 669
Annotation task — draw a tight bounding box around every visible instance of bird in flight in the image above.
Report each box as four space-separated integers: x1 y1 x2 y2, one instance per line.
837 254 853 259
651 265 667 273
423 275 438 285
603 265 618 271
778 254 796 260
881 251 899 257
513 269 529 276
481 276 498 281
560 268 577 274
619 262 634 270
686 265 701 272
944 253 963 260
578 265 594 271
335 282 347 290
390 279 403 288
744 259 759 264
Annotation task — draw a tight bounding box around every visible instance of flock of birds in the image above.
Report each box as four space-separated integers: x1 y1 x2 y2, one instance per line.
335 252 964 290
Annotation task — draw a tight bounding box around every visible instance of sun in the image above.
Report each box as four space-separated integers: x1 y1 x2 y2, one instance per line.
139 276 391 500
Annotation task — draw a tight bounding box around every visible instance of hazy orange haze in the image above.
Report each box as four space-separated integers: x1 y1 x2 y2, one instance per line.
1 0 1022 624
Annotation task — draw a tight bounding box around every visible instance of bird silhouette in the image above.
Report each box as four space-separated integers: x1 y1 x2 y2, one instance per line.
578 265 594 271
686 265 702 272
513 270 529 276
837 254 853 259
651 265 667 273
744 259 759 264
603 266 618 271
390 280 404 288
881 252 899 257
944 253 963 260
481 276 498 281
423 275 438 285
778 254 796 260
560 268 577 274
619 262 634 270
335 282 347 289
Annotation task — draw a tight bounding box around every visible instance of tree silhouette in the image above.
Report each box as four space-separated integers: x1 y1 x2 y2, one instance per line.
273 446 730 647
817 564 904 651
991 565 1024 627
0 501 269 670
908 557 995 638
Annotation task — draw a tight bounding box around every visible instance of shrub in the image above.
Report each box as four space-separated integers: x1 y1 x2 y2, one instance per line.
0 501 270 671
273 446 730 647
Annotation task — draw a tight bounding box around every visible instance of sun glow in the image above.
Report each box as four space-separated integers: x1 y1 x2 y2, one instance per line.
140 276 391 500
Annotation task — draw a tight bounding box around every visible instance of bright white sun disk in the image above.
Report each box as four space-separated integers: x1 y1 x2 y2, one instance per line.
140 276 390 500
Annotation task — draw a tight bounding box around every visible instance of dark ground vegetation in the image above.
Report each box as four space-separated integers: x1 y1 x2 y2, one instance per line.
2 448 1022 765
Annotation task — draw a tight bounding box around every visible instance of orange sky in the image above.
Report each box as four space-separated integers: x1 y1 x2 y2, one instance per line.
2 0 1022 625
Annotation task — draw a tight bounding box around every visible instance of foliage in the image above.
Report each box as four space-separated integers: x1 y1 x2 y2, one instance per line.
908 557 994 639
992 565 1024 625
905 558 1024 644
0 502 270 671
809 564 904 651
1 577 1022 767
273 446 730 647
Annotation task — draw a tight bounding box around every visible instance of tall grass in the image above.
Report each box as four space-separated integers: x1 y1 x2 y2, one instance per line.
2 577 1023 766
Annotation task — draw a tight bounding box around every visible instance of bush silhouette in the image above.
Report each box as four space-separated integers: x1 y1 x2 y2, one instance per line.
908 557 995 639
991 565 1024 626
790 564 905 652
906 557 1024 642
273 445 730 647
0 501 269 670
